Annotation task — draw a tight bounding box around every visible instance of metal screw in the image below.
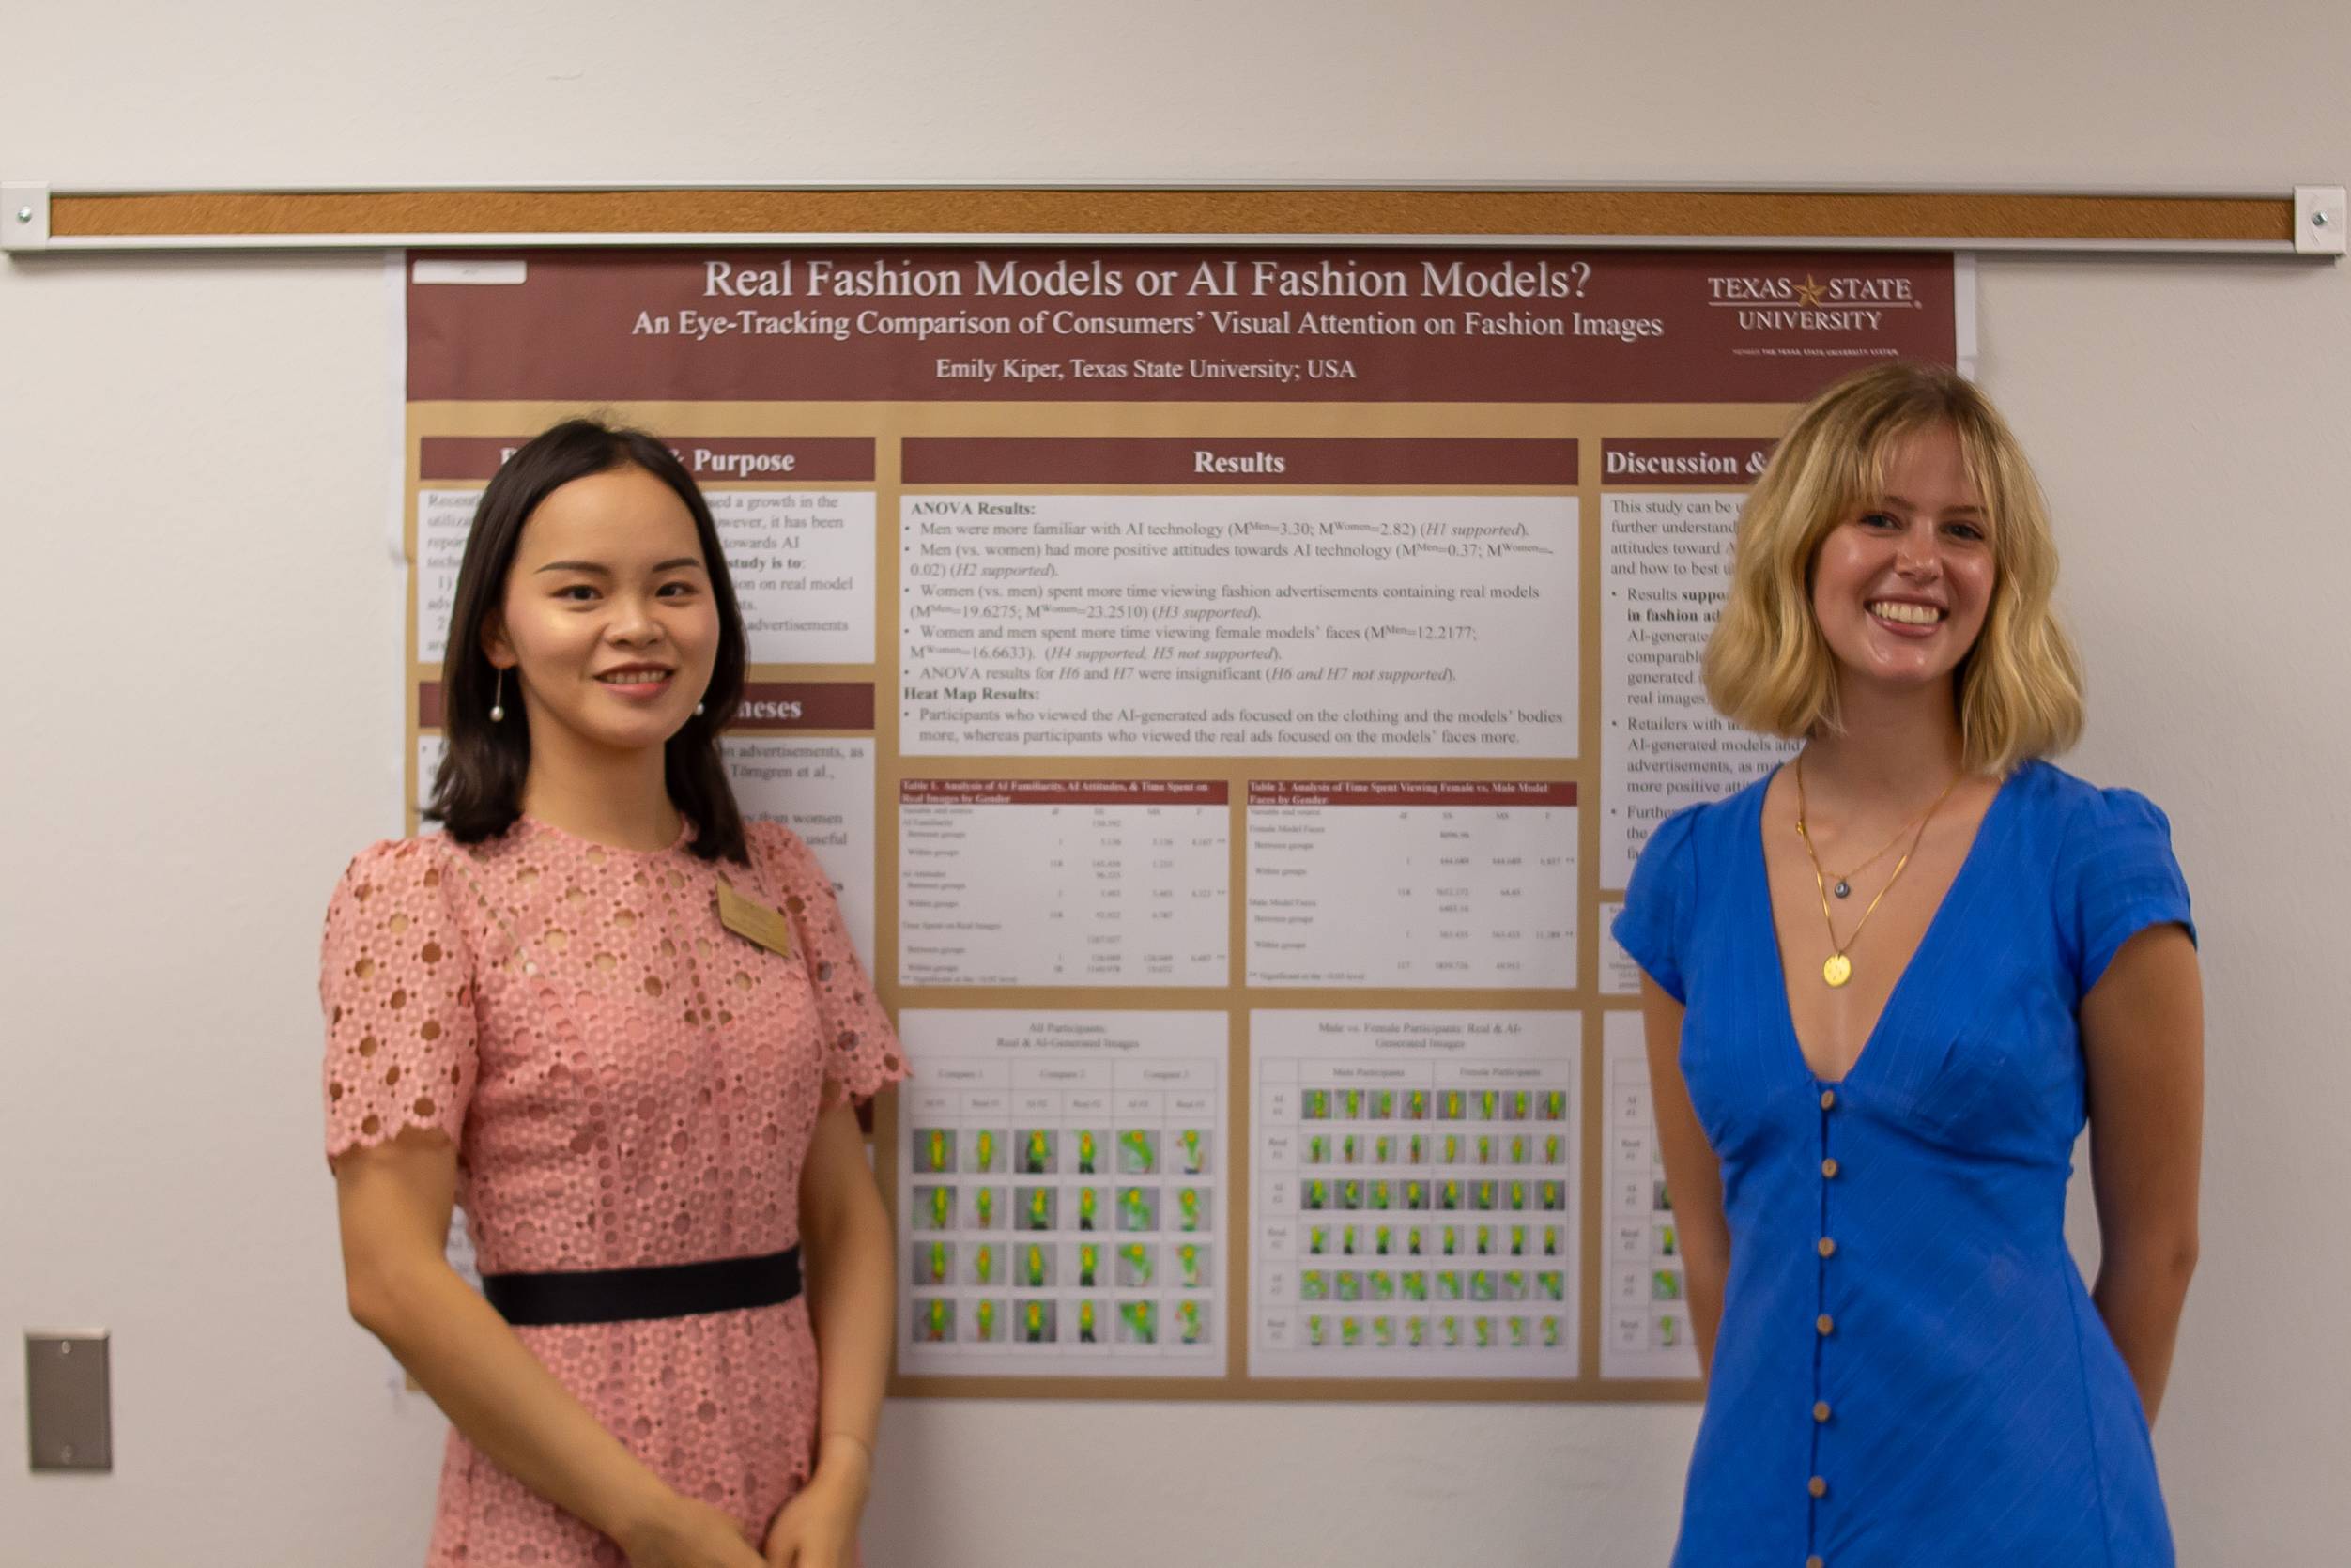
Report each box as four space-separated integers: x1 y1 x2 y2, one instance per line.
14 207 29 223
2316 210 2333 228
58 1342 71 1356
59 1445 75 1463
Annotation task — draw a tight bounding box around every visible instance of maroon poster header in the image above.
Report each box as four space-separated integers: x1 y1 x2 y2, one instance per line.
410 248 1956 406
902 438 1576 486
420 436 875 484
1601 438 1779 485
419 681 874 732
900 779 1231 806
1249 780 1577 807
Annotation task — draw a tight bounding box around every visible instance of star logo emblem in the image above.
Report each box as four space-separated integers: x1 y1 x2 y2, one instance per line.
1794 275 1828 308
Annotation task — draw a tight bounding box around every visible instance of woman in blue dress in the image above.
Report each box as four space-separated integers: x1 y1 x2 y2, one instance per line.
1613 361 2203 1568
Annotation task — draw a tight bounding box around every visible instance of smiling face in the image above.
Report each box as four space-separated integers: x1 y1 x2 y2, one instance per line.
482 463 719 757
1808 423 1997 697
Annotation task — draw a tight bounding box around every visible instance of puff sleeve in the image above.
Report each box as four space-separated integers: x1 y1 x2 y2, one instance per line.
319 838 480 1162
2055 787 2196 998
1611 805 1705 1004
754 824 909 1109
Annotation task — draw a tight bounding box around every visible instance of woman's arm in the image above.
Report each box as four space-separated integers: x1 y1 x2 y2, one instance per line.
1638 976 1731 1377
336 1130 764 1568
2081 923 2204 1426
761 1103 894 1566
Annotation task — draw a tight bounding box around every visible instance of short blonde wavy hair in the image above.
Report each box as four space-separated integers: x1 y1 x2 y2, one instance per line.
1702 361 2084 774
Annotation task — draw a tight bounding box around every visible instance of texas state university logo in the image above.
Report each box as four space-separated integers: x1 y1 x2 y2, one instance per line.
1707 269 1922 332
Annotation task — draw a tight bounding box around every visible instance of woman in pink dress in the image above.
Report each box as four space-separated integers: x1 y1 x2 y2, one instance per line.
322 419 904 1568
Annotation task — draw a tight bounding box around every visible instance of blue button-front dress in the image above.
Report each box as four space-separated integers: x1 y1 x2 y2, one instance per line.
1612 759 2194 1568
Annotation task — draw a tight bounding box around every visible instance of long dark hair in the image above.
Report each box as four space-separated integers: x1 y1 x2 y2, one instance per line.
425 418 749 862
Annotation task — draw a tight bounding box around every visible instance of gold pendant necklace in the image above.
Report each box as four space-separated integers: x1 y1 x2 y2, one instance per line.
1794 759 1960 989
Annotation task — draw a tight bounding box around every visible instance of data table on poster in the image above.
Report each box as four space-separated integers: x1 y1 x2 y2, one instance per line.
1247 781 1575 988
898 1011 1226 1377
1602 1011 1699 1379
898 781 1228 987
1250 1010 1581 1380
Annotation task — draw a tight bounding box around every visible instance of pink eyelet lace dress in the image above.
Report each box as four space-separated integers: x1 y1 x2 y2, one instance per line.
320 817 906 1567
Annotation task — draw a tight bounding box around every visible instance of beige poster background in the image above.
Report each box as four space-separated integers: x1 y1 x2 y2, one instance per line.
403 246 1960 1402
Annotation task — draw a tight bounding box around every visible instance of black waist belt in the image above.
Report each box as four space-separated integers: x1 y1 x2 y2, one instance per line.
482 1246 802 1327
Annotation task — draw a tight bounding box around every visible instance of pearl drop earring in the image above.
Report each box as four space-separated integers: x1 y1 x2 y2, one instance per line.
489 668 506 724
694 699 706 716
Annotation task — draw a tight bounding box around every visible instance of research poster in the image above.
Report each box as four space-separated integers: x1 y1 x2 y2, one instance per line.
401 243 1962 1399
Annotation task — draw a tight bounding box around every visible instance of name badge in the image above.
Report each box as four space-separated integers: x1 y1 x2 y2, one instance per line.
716 877 796 960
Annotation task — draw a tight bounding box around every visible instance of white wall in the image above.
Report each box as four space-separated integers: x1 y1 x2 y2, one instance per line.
3 4 2345 1564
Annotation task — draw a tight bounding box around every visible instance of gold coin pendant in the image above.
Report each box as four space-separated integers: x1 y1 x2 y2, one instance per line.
1822 953 1853 988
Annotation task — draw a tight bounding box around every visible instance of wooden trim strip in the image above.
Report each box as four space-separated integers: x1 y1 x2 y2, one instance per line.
51 187 2293 245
